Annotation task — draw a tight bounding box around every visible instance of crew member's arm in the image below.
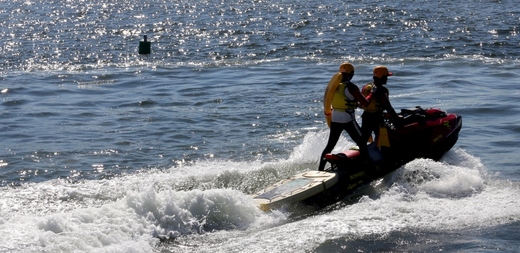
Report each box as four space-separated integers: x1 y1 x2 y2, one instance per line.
378 90 399 119
348 83 370 107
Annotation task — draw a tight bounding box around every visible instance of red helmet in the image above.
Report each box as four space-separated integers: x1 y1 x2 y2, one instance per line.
373 66 393 78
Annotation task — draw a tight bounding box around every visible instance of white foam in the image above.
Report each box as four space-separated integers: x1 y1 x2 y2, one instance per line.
0 159 288 252
287 128 357 163
168 148 520 252
1 145 519 252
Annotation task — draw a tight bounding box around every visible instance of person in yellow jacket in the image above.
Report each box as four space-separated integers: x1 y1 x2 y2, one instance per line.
319 62 371 171
360 66 401 147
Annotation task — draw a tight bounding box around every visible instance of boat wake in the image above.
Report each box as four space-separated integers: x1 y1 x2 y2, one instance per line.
0 142 516 252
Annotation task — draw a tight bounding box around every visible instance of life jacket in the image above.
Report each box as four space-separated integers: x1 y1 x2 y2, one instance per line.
361 83 381 113
331 82 358 112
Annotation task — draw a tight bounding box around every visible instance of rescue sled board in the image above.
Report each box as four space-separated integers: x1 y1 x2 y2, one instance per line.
252 170 339 211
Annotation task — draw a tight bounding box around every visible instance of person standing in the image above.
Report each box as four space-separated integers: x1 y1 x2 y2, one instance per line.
360 65 400 147
319 62 371 171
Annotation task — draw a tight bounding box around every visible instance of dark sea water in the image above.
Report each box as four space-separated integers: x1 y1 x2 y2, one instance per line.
1 0 519 252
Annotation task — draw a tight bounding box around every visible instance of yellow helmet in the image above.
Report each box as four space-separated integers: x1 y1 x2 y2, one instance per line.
339 62 354 74
373 66 393 78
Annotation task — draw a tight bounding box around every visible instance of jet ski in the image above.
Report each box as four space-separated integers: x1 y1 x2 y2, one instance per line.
252 106 462 211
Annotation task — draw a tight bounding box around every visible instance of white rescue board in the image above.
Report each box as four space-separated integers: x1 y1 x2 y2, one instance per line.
252 170 338 211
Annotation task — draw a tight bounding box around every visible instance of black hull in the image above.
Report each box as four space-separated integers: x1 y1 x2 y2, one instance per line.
304 114 462 209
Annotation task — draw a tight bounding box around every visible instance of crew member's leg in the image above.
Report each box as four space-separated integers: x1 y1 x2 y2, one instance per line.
345 120 372 162
361 112 380 143
318 122 343 171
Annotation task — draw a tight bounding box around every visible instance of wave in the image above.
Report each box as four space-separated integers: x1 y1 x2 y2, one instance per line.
1 128 519 252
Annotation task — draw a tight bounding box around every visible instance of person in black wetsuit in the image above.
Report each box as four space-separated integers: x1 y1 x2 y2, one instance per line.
360 65 401 147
